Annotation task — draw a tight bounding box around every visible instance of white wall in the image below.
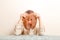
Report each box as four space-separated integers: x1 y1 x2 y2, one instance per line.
0 0 60 36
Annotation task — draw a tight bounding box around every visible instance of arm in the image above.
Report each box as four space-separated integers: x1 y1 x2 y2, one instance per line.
14 14 24 35
36 16 41 35
37 15 45 35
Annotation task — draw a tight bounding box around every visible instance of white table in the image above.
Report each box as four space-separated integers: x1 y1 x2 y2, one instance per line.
0 35 60 40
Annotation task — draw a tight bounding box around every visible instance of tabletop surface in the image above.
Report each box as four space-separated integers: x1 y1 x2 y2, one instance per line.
0 35 60 40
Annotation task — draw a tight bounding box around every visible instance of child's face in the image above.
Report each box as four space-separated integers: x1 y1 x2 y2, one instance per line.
22 13 37 30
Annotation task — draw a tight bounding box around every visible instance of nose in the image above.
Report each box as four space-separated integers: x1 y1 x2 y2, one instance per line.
28 21 32 24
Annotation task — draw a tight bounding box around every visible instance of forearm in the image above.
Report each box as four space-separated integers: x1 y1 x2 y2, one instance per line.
14 15 24 35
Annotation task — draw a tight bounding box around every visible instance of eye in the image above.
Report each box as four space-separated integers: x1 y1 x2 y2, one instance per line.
23 17 25 19
31 19 32 20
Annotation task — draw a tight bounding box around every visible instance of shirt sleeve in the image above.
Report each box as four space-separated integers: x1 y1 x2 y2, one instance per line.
14 13 24 35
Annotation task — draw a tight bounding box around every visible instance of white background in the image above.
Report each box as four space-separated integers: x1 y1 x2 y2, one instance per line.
0 0 60 36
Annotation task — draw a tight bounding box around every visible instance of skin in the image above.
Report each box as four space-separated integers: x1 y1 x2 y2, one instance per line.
22 13 37 30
